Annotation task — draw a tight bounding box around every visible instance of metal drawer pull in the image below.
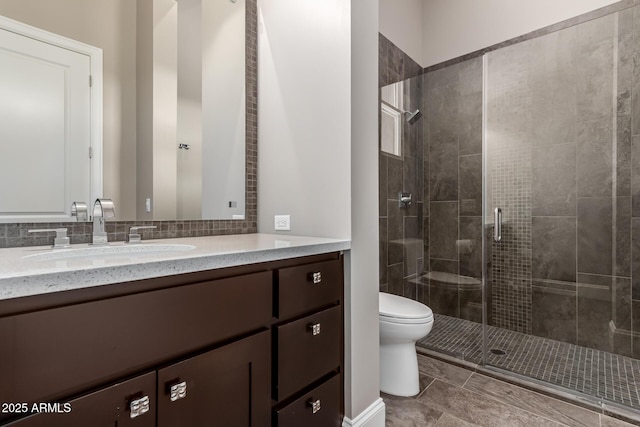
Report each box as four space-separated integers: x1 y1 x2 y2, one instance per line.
310 272 322 284
308 322 321 336
307 398 321 414
170 381 187 402
130 395 150 419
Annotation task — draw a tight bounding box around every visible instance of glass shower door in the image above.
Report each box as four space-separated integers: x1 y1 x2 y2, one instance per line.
483 7 640 409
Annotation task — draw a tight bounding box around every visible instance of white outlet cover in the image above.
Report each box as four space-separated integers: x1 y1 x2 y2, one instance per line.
274 215 291 231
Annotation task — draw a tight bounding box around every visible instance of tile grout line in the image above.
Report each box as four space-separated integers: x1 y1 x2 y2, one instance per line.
461 371 474 389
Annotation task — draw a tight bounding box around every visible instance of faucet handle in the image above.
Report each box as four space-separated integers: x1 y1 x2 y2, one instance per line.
127 226 157 244
28 228 70 249
71 202 88 222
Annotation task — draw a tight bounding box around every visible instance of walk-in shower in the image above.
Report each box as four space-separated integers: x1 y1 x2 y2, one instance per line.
379 2 640 419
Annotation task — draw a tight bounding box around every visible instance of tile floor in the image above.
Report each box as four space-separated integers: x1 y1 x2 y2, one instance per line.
418 314 640 409
384 354 639 426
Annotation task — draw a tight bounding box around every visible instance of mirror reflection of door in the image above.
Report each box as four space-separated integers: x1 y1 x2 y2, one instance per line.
0 21 97 222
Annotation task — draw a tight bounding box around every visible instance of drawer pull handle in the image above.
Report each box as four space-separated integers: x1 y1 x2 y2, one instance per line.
130 395 150 419
307 398 321 414
310 272 322 284
308 322 321 336
170 381 187 402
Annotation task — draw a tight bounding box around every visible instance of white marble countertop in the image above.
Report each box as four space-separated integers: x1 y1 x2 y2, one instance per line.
0 233 351 301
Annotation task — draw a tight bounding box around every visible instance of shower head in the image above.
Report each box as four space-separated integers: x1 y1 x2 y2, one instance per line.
404 109 423 125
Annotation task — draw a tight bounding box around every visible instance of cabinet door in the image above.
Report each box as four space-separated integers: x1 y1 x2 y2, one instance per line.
4 372 156 427
157 331 270 427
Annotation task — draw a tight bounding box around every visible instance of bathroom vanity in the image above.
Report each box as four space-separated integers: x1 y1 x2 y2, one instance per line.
0 234 349 427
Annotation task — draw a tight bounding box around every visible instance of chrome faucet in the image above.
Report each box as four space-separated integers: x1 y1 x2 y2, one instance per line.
92 198 115 245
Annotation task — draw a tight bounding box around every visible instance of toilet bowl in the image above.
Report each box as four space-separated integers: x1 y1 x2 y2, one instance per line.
379 292 433 397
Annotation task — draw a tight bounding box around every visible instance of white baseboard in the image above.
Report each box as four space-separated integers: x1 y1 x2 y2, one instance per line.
342 398 385 427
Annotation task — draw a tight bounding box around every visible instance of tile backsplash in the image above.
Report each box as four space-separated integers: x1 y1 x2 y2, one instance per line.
0 220 254 248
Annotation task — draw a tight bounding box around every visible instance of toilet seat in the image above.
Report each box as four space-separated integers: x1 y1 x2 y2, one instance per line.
380 314 433 324
379 292 433 324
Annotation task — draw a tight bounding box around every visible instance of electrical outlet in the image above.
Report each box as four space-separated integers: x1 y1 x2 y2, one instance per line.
145 198 152 213
274 215 291 231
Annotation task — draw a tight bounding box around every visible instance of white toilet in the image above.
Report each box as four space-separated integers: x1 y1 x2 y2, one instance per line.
379 292 434 396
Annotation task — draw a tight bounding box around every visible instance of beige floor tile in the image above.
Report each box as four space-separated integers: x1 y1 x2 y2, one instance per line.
418 354 473 387
384 395 443 426
420 379 562 427
463 373 599 427
435 413 479 426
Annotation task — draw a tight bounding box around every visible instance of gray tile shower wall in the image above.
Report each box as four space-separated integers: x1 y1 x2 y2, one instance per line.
422 57 483 323
379 1 640 361
482 5 640 356
378 33 484 323
379 34 423 88
0 0 258 249
378 35 424 300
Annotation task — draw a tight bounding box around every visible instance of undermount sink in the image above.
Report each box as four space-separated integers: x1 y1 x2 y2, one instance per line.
23 244 197 262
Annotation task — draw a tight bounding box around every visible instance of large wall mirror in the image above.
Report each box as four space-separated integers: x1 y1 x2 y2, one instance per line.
0 0 252 222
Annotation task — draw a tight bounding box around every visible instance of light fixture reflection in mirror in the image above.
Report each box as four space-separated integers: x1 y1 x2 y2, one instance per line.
0 0 248 222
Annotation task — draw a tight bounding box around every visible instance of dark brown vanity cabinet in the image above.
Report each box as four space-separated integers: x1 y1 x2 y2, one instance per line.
272 258 344 427
0 252 344 427
3 372 157 427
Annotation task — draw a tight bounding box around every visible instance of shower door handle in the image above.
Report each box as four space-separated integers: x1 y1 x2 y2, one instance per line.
494 208 502 242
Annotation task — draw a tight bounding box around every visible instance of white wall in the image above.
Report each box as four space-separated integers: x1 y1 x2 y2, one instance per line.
257 0 351 239
379 0 423 66
348 0 384 423
422 0 621 67
202 0 246 219
136 0 153 221
152 0 178 220
258 0 384 424
177 0 202 219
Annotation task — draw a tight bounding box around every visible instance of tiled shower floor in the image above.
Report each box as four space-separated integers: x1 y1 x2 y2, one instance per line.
418 314 640 410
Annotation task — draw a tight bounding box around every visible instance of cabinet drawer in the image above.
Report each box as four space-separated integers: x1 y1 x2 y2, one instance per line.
276 374 342 427
0 271 272 408
4 372 156 427
276 305 341 400
277 259 342 319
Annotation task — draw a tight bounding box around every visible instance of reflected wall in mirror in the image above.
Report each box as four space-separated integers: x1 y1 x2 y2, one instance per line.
0 0 253 222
